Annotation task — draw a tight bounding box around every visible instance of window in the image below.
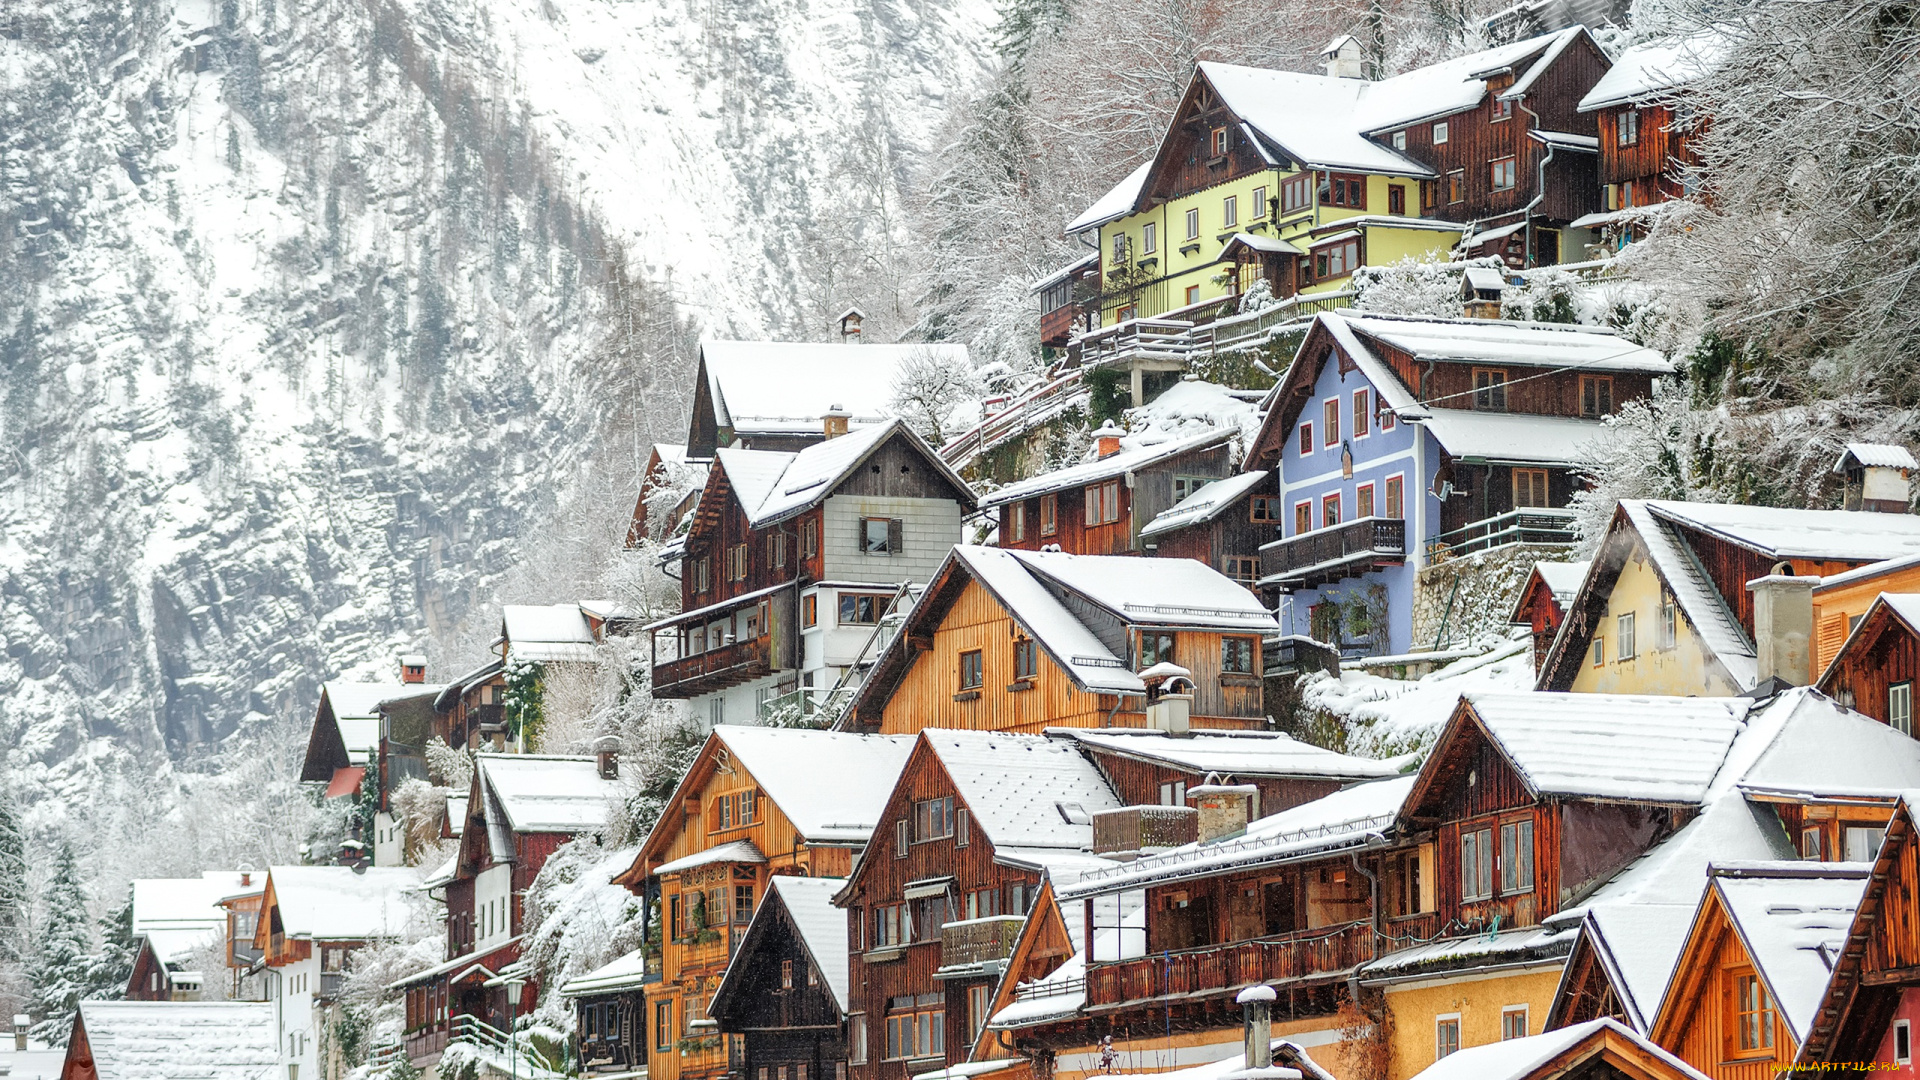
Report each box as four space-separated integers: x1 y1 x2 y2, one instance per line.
1617 612 1637 661
1491 157 1517 191
1473 368 1509 410
1386 849 1424 917
1160 780 1187 806
1661 598 1677 649
959 650 983 690
1185 207 1201 240
1013 639 1037 680
875 902 912 944
1223 636 1255 674
781 959 794 989
1224 556 1258 586
1896 1019 1911 1065
1501 1007 1527 1040
848 1015 869 1064
1385 476 1404 519
1356 482 1375 519
801 519 819 559
1141 221 1157 255
1185 284 1200 306
894 820 909 860
1084 480 1121 525
1892 682 1913 736
1008 504 1025 543
1580 375 1614 417
1513 468 1549 508
969 984 993 1041
1447 169 1465 204
1492 96 1514 121
1298 422 1314 456
1381 405 1396 431
1318 172 1366 209
1730 971 1775 1054
1281 172 1312 213
1352 389 1371 439
1845 825 1883 862
1111 232 1128 262
1140 632 1176 667
711 790 759 832
1592 636 1605 666
1432 121 1450 144
885 993 945 1060
839 593 887 625
863 517 901 555
1251 186 1267 219
770 533 787 569
1387 184 1406 216
1210 127 1228 156
655 1002 674 1051
1500 819 1534 894
1460 827 1493 900
694 555 712 594
1313 239 1360 280
1222 194 1238 227
1040 494 1057 535
956 808 970 847
1618 108 1640 147
1436 1016 1461 1060
1010 882 1031 913
1802 826 1824 861
913 796 956 841
1250 496 1280 522
1392 130 1407 150
965 887 999 919
735 883 754 923
1295 501 1312 535
1321 493 1341 528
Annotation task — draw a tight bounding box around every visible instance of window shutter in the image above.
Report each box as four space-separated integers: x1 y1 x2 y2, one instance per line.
956 808 970 847
888 518 903 556
895 819 909 858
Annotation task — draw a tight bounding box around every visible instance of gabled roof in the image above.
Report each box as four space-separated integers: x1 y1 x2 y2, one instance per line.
1795 797 1920 1065
977 427 1235 508
558 948 651 997
1817 592 1920 690
1578 29 1729 112
652 839 767 876
712 876 852 1015
919 729 1124 852
1509 559 1591 624
299 681 443 782
1066 162 1151 233
1333 312 1673 379
1047 727 1401 782
1645 499 1920 563
1835 442 1919 472
1013 547 1277 631
1408 1018 1710 1080
476 754 624 838
502 604 597 663
261 866 420 941
71 1001 277 1080
1138 470 1270 540
711 420 975 528
696 340 970 440
132 871 256 965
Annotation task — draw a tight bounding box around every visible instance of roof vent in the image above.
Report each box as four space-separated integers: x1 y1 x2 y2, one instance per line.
823 404 851 440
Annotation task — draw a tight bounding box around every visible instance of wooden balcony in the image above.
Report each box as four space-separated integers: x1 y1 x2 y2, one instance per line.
1085 920 1374 1009
1093 806 1199 858
1259 516 1407 590
652 636 773 699
941 916 1027 972
1041 304 1082 348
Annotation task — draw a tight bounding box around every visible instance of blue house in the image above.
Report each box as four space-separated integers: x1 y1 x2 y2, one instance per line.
1246 311 1673 655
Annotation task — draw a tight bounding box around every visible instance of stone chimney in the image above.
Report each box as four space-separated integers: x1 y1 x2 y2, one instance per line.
594 735 621 781
1238 985 1276 1070
1093 419 1124 459
1189 781 1259 843
1834 443 1917 513
399 654 427 684
1748 573 1816 687
823 404 851 440
1322 34 1366 79
1461 265 1505 319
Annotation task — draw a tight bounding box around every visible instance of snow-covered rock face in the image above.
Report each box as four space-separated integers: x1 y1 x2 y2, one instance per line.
0 0 994 833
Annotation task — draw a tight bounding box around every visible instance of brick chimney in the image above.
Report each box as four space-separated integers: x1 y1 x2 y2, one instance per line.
1189 781 1259 843
1748 573 1815 686
823 404 851 440
1093 419 1124 459
399 654 427 684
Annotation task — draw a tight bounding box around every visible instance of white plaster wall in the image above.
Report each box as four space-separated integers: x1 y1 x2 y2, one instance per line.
475 864 515 953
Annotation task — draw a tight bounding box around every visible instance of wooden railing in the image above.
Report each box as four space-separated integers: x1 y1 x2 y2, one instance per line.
652 636 772 698
1259 517 1407 589
942 916 1027 969
1092 806 1199 857
1425 508 1576 561
1085 921 1374 1008
939 371 1091 469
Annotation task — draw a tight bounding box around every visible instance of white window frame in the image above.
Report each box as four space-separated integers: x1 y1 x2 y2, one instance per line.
1592 635 1605 666
1141 221 1157 255
1432 121 1449 145
1893 681 1914 736
1435 1014 1462 1060
1222 194 1238 228
1617 612 1636 661
1660 598 1677 650
1896 1019 1911 1065
1392 130 1407 150
1185 207 1200 241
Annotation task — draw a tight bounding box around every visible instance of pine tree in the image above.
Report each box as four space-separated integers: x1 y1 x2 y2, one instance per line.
83 889 136 1002
28 843 93 1046
0 792 27 964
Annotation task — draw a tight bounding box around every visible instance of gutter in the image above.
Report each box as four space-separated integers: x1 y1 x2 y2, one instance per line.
1516 97 1555 266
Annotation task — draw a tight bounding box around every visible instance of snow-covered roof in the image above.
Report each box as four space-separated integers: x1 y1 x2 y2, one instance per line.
1139 471 1271 539
133 872 255 965
1646 499 1920 563
1367 921 1577 979
1099 1039 1340 1080
699 340 969 437
1336 312 1674 378
1220 232 1303 257
1414 408 1609 466
654 839 768 876
1836 442 1919 472
1578 30 1728 112
1532 560 1591 600
74 1001 277 1079
502 604 597 662
977 427 1235 508
478 754 624 836
1529 129 1599 151
1066 161 1151 234
1061 774 1414 899
771 876 852 1011
1014 547 1277 632
264 866 420 941
715 420 972 528
712 727 917 843
1049 728 1402 781
1460 692 1751 804
1408 1018 1707 1080
1031 251 1099 292
947 547 1147 695
1575 905 1701 1032
324 681 415 721
1712 863 1868 1042
559 948 651 997
923 730 1123 852
1616 500 1758 690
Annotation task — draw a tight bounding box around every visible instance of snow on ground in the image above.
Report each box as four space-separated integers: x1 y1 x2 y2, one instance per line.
1296 635 1538 757
1123 379 1265 457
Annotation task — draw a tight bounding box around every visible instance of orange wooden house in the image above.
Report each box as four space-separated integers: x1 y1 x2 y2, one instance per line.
1649 862 1869 1080
1817 594 1920 738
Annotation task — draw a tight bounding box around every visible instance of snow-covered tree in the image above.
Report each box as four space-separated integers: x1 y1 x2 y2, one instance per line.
83 890 136 1002
890 347 982 446
29 843 92 1044
0 793 26 964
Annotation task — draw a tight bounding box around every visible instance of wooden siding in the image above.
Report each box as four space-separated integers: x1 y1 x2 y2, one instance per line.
1596 103 1697 190
996 486 1136 557
1657 903 1798 1080
1819 607 1920 730
1145 83 1283 205
1434 461 1586 537
1673 523 1864 640
1144 488 1274 587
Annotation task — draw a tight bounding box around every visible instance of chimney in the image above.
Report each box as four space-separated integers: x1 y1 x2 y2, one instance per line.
838 306 865 342
399 654 427 684
1748 572 1816 687
1093 419 1124 459
823 404 851 440
1142 663 1194 735
594 735 621 781
1461 265 1505 319
1322 34 1366 79
1238 985 1276 1070
1834 443 1917 512
1189 781 1259 843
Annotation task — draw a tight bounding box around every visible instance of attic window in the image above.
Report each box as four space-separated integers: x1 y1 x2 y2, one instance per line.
1618 108 1640 147
1433 121 1450 144
1210 127 1228 157
1727 969 1776 1055
1391 130 1407 150
1491 96 1513 121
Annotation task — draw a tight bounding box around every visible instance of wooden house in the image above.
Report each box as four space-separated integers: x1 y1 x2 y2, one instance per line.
609 727 915 1080
1537 500 1920 696
560 949 653 1076
1817 594 1920 738
1400 1018 1711 1080
429 602 620 754
1511 560 1591 674
835 729 1122 1080
687 341 969 459
1045 727 1400 819
842 545 1279 735
1244 312 1670 655
1572 31 1724 249
60 1001 276 1080
297 671 444 866
123 871 255 1001
645 419 975 728
1648 863 1868 1080
628 442 709 548
1136 470 1273 588
710 876 852 1080
982 427 1237 558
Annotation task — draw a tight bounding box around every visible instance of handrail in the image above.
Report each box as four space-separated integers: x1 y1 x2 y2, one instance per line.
1424 507 1575 560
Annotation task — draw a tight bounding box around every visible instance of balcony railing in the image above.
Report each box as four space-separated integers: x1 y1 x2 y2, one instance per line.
1092 806 1199 857
1085 921 1374 1008
1259 517 1407 590
1425 507 1576 561
941 916 1027 971
652 636 773 699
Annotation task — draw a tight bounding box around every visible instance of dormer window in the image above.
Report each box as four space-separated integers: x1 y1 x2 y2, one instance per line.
1727 969 1775 1055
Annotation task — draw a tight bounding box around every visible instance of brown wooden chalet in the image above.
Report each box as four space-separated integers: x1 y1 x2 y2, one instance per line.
687 341 970 459
295 670 445 867
835 729 1122 1080
981 426 1236 558
1510 560 1590 674
629 442 708 548
610 727 915 1080
709 876 852 1080
1817 593 1920 737
431 602 614 754
1046 727 1401 822
1136 470 1273 589
395 753 625 1067
841 545 1278 736
560 949 654 1076
645 419 973 718
1573 33 1722 246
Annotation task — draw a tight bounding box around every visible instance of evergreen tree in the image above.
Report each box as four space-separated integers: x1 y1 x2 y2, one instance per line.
83 889 136 1002
0 792 27 964
28 843 92 1045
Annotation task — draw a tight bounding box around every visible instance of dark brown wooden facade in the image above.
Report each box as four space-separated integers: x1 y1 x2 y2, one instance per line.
1512 568 1575 675
1817 599 1920 733
710 882 849 1080
994 440 1235 558
1796 802 1920 1069
1069 741 1344 820
1140 478 1274 590
1548 922 1630 1031
1593 103 1697 209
